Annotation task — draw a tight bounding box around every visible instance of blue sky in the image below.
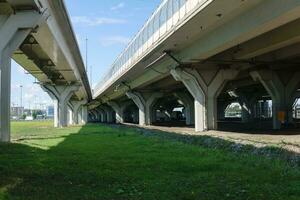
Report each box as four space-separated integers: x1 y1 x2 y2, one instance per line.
11 0 161 109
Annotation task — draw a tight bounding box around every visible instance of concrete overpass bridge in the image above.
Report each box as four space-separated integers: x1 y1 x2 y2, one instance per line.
92 0 300 132
0 0 92 142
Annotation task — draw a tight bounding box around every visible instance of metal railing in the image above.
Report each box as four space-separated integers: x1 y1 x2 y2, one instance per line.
94 0 211 97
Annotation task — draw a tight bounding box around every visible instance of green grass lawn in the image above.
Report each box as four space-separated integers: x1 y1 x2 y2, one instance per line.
0 121 300 200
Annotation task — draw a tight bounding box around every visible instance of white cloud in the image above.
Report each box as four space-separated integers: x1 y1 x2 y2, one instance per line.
72 16 127 26
111 2 125 11
23 84 52 108
11 83 52 108
99 36 131 46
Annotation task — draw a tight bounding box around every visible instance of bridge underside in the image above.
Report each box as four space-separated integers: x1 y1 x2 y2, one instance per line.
0 0 91 142
91 0 300 133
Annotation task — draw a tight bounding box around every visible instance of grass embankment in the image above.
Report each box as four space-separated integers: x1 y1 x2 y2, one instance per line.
0 121 299 199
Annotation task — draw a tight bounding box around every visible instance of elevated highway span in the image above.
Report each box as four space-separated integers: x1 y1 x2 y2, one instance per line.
92 0 300 132
3 0 300 142
0 0 91 142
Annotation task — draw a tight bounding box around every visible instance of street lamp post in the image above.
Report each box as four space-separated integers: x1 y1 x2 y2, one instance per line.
20 85 23 115
20 85 23 107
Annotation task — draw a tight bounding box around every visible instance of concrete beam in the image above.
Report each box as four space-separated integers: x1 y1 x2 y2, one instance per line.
179 0 300 62
234 18 300 59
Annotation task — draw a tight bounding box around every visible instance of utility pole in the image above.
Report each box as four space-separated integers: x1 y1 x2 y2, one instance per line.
85 37 88 73
20 85 23 116
90 65 93 88
20 85 23 108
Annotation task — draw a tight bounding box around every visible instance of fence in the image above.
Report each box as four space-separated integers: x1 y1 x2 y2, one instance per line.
94 0 211 96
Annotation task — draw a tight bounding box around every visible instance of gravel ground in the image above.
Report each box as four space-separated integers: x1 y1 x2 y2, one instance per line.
119 123 300 166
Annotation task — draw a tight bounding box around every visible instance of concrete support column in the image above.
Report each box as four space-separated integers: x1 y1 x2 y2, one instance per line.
206 69 239 129
240 102 250 123
68 105 74 125
91 110 99 122
217 101 228 121
171 68 238 131
251 70 300 129
41 85 79 128
238 94 257 123
126 91 146 126
0 11 46 142
81 106 88 124
151 104 159 123
108 101 124 123
71 100 87 124
53 99 59 127
96 108 106 123
100 106 114 123
171 68 206 132
87 111 92 122
238 98 251 123
0 31 31 142
145 93 163 125
174 92 194 125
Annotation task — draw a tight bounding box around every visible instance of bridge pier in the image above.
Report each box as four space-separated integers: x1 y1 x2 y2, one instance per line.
68 105 74 125
174 92 194 125
144 93 163 125
171 68 206 132
108 101 124 123
126 92 164 126
42 84 79 128
70 100 87 125
251 70 300 129
0 34 28 142
126 92 146 126
100 105 114 123
237 93 258 123
240 101 251 123
171 68 238 132
0 12 43 142
90 109 100 122
80 105 88 125
95 107 107 123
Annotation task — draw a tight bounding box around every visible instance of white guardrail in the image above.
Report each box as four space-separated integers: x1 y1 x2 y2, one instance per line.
94 0 211 97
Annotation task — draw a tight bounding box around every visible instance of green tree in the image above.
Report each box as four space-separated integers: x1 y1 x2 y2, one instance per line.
21 114 26 120
32 112 37 120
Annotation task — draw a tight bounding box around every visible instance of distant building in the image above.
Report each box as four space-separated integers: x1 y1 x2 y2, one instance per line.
25 116 34 121
46 106 54 118
31 109 46 116
11 107 24 119
23 109 32 116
